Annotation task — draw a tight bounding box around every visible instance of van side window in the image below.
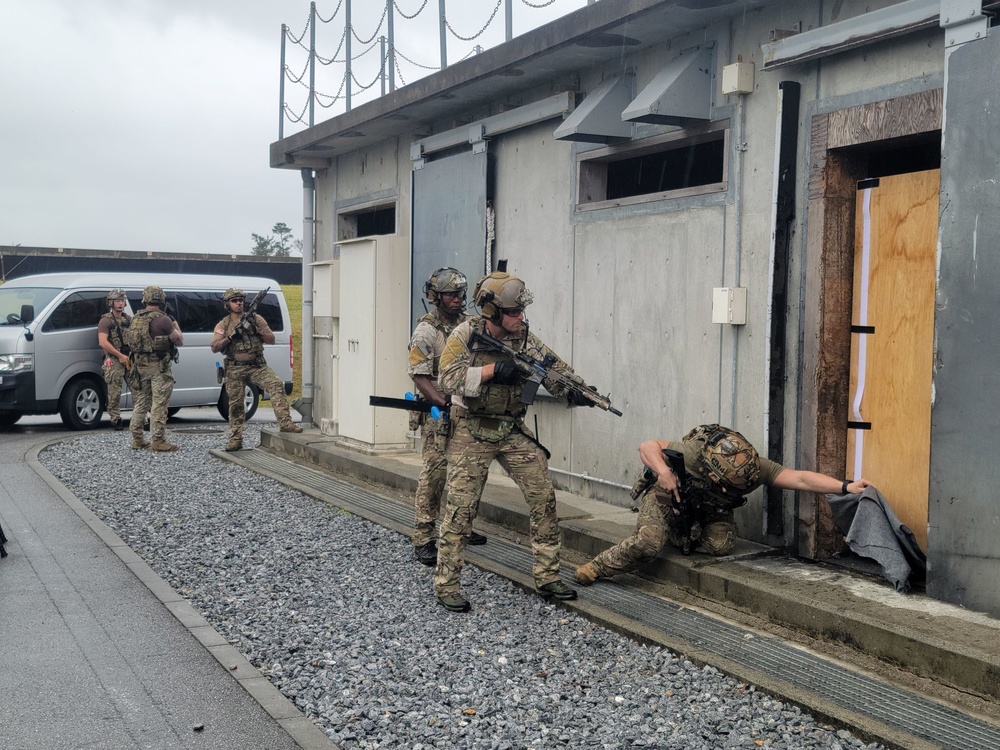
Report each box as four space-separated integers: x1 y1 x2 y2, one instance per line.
41 291 106 332
174 292 223 333
257 294 284 332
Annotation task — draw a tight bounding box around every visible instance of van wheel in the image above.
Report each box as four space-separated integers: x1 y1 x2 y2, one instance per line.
59 378 104 430
167 407 181 419
0 411 22 426
217 383 259 422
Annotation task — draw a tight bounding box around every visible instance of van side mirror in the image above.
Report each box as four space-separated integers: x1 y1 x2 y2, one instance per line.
20 304 34 325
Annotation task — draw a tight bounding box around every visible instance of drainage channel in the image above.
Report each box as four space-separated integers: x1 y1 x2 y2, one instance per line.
222 448 1000 750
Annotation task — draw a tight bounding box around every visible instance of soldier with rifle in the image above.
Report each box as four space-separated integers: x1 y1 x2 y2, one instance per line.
126 285 183 452
575 425 872 586
97 288 131 430
211 287 302 452
407 267 486 567
433 269 621 613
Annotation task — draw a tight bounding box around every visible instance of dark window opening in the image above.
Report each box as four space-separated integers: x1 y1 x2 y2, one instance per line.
607 138 725 200
577 124 729 209
357 206 395 236
340 203 396 239
865 137 941 179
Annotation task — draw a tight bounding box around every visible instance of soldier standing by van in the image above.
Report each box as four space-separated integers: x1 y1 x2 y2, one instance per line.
127 285 183 452
408 268 486 567
97 288 131 430
211 288 302 452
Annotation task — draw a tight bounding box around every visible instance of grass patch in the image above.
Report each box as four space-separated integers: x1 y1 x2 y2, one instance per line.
261 284 303 405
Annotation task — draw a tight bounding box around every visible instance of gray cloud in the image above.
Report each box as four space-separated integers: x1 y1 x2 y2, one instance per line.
0 0 584 255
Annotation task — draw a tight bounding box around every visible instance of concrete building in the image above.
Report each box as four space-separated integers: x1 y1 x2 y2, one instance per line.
270 0 1000 615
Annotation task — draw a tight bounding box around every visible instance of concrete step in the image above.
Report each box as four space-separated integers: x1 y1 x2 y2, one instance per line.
248 430 1000 737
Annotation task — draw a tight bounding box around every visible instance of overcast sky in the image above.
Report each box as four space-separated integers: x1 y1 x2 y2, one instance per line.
0 0 586 256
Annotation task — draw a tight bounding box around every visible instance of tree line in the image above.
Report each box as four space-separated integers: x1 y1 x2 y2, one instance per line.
252 222 301 257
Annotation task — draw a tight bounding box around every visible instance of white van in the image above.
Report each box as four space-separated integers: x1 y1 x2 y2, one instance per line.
0 272 294 429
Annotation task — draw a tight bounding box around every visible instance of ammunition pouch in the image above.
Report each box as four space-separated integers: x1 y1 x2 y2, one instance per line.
465 414 516 443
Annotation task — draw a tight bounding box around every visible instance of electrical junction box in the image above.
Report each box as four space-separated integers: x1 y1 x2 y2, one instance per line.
721 62 755 95
712 287 748 325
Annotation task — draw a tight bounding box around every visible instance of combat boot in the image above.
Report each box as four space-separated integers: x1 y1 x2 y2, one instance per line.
537 580 578 601
150 439 179 452
414 541 437 567
113 418 125 431
131 436 150 450
575 562 599 586
224 438 243 452
468 530 487 546
436 592 471 613
279 422 303 433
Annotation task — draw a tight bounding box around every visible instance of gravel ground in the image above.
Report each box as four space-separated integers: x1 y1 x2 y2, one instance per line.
40 427 885 750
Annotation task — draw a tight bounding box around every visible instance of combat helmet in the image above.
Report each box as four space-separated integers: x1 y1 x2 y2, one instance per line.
690 424 761 493
141 285 166 306
423 267 467 307
223 287 246 305
473 271 533 324
106 288 127 307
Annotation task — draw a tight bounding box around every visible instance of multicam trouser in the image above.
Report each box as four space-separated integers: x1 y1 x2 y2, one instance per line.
413 417 450 548
102 358 126 422
589 488 737 579
129 355 174 442
434 416 561 595
225 361 294 442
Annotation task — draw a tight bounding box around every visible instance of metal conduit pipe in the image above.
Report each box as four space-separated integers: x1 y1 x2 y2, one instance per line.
547 467 632 492
299 168 316 424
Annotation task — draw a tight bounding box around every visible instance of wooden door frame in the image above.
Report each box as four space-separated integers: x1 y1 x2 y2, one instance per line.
799 88 942 559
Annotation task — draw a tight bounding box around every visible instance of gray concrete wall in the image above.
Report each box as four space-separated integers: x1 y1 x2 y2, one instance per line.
304 0 970 559
930 31 1000 615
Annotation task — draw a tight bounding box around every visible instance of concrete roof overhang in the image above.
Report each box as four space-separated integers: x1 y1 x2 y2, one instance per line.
269 0 780 169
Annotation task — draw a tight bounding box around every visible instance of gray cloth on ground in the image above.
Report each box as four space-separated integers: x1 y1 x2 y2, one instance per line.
827 485 926 593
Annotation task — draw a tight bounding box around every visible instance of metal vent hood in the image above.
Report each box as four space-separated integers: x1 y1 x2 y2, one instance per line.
622 44 714 125
553 75 634 143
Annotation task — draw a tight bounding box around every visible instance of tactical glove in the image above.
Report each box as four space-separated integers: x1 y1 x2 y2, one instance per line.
568 390 597 407
492 359 521 385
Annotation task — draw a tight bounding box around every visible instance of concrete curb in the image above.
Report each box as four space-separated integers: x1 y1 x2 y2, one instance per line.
26 439 340 750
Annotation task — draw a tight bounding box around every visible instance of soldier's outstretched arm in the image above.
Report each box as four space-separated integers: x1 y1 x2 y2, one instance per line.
773 469 870 495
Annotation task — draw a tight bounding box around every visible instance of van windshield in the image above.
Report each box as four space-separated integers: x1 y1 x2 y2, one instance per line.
0 286 61 325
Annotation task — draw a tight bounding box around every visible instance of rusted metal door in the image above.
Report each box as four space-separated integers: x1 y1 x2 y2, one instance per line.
848 169 939 551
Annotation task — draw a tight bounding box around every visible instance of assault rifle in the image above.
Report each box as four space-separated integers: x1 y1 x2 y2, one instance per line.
469 329 622 416
631 448 700 555
235 287 270 337
369 392 448 422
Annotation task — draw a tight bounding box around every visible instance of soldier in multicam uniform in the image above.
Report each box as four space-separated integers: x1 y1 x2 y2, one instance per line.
126 285 183 452
97 288 131 430
210 288 302 452
433 271 598 613
408 268 486 566
575 425 872 586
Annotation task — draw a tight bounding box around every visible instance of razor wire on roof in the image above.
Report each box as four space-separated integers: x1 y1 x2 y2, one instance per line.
279 0 586 135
